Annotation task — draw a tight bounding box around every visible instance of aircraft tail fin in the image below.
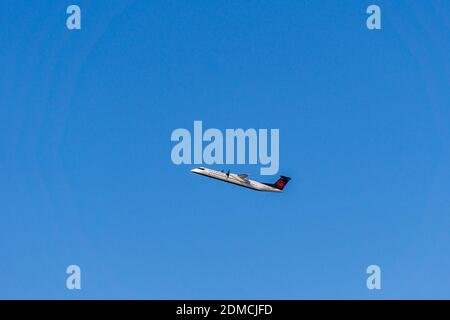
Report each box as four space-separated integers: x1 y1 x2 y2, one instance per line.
272 176 291 190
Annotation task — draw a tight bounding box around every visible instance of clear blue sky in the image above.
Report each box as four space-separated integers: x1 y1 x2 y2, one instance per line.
0 1 449 299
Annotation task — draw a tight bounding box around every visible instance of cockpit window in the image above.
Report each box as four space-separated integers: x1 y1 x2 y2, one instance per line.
198 167 205 170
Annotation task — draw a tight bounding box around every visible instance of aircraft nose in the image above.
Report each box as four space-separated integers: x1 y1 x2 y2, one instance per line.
191 167 205 174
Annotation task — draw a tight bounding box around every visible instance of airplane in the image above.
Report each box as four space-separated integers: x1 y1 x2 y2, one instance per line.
191 167 291 192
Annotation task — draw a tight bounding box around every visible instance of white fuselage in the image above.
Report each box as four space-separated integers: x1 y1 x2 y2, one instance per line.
191 167 282 192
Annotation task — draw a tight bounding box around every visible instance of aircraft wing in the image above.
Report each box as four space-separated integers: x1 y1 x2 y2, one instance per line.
237 174 249 181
